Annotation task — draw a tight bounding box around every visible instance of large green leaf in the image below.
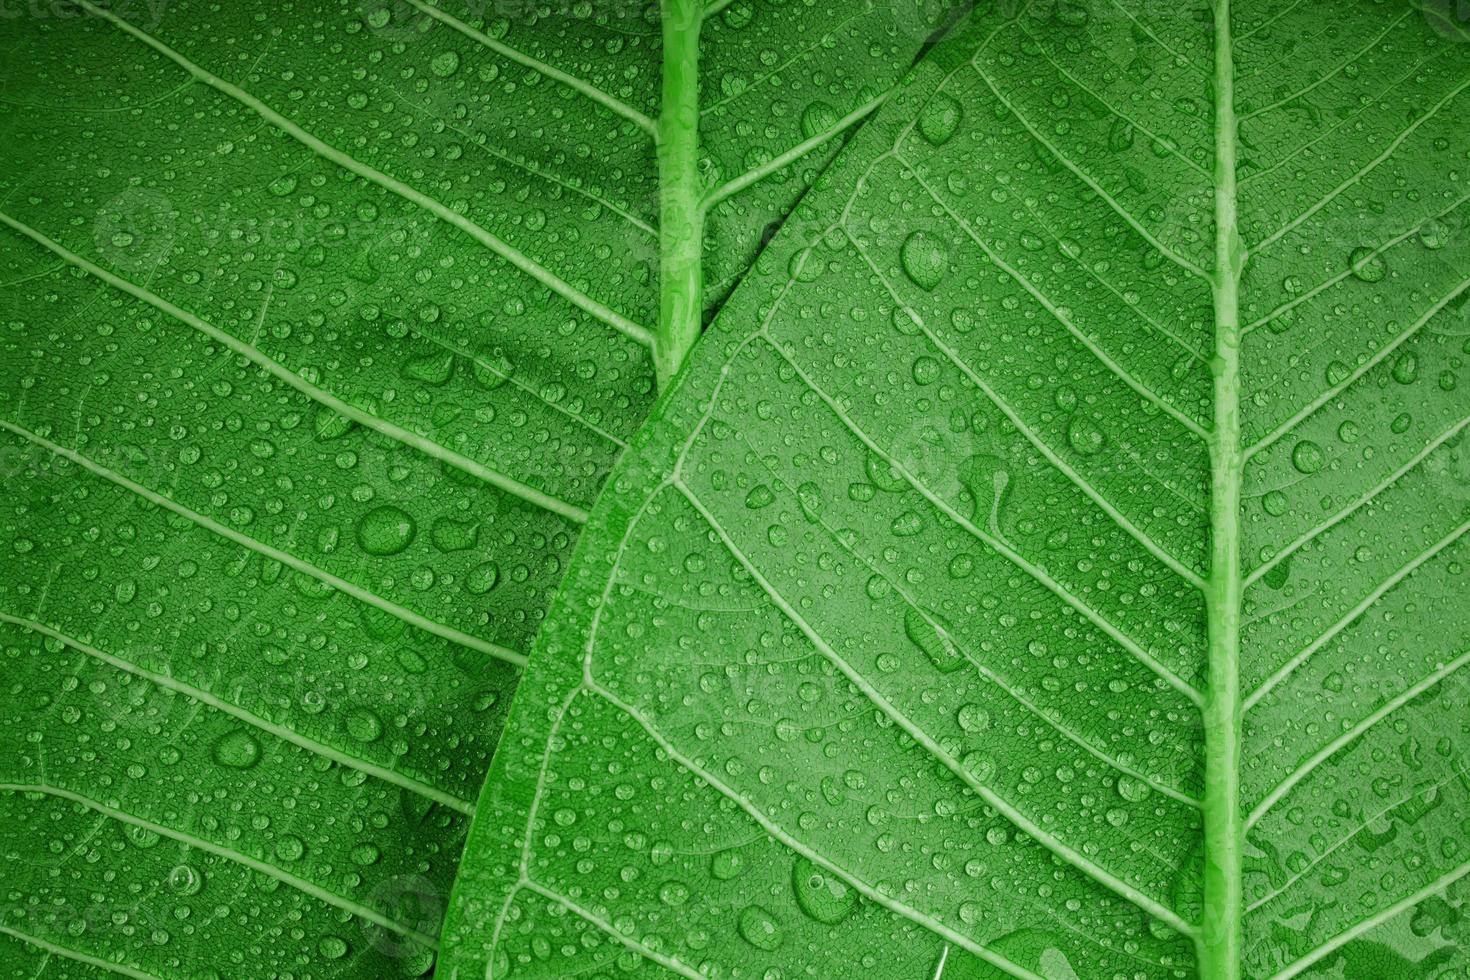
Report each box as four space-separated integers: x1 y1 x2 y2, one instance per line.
0 0 949 974
442 2 1470 977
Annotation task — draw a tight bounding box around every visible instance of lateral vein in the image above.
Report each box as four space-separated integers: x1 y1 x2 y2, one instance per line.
0 420 529 669
1238 12 1414 121
761 331 1205 705
0 783 439 947
1245 514 1470 711
585 680 1052 980
401 0 656 134
1252 72 1470 252
1245 413 1470 587
900 163 1213 442
0 926 160 979
730 418 1201 808
1268 857 1470 980
1245 276 1470 459
967 31 1210 281
672 480 1198 937
0 612 474 815
703 90 891 211
1245 648 1470 828
845 227 1211 593
73 0 654 349
0 210 592 525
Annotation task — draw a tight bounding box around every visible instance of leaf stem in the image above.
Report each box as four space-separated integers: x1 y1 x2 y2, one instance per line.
654 0 705 389
1201 0 1246 977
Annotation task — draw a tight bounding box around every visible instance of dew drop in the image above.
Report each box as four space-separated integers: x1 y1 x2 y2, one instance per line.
1066 415 1106 455
904 605 965 673
791 857 857 923
900 231 947 291
1348 247 1386 283
356 506 416 555
346 708 383 743
737 905 783 951
1291 440 1324 474
918 92 962 145
212 730 261 769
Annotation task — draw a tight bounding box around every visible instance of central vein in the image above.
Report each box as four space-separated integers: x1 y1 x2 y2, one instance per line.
654 0 705 389
1202 0 1246 977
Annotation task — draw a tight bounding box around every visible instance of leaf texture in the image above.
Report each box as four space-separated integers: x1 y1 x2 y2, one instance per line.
442 2 1470 977
0 0 947 974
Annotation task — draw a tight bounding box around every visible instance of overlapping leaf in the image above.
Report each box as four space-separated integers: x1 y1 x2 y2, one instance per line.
441 2 1470 977
0 0 950 974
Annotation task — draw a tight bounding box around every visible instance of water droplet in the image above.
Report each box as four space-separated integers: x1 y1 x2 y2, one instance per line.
659 880 691 906
1348 247 1386 283
961 751 996 782
791 857 857 923
900 231 947 290
1418 218 1450 250
800 101 838 139
356 506 416 555
167 864 202 895
318 936 349 960
711 848 746 880
313 408 355 441
912 356 941 385
346 708 383 743
430 518 478 552
957 703 991 733
918 92 962 145
404 352 455 385
212 730 260 769
1291 440 1324 474
431 51 460 77
1392 351 1418 385
745 484 775 509
275 835 305 862
904 605 965 673
1066 415 1106 455
737 905 783 951
1117 775 1151 803
466 561 500 594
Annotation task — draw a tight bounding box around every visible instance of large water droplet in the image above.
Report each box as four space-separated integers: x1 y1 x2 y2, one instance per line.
900 231 947 291
791 857 858 923
356 506 416 555
212 730 261 769
1291 440 1324 474
904 605 965 673
1348 246 1386 283
918 92 962 145
1066 415 1106 455
737 905 783 951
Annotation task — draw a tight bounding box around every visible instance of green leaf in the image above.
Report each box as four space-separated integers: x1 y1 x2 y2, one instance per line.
442 4 1470 978
0 0 947 974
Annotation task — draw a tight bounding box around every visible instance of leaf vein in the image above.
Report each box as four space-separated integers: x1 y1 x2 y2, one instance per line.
0 612 473 814
0 210 595 522
401 0 657 134
1251 71 1470 252
0 420 528 669
0 783 438 947
74 0 654 348
671 479 1198 936
1245 514 1470 710
1246 648 1470 828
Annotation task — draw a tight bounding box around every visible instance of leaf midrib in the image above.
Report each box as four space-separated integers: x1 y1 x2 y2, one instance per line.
1200 2 1245 976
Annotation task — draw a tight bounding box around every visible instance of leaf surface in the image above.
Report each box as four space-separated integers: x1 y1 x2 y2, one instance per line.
442 3 1470 977
0 0 945 974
